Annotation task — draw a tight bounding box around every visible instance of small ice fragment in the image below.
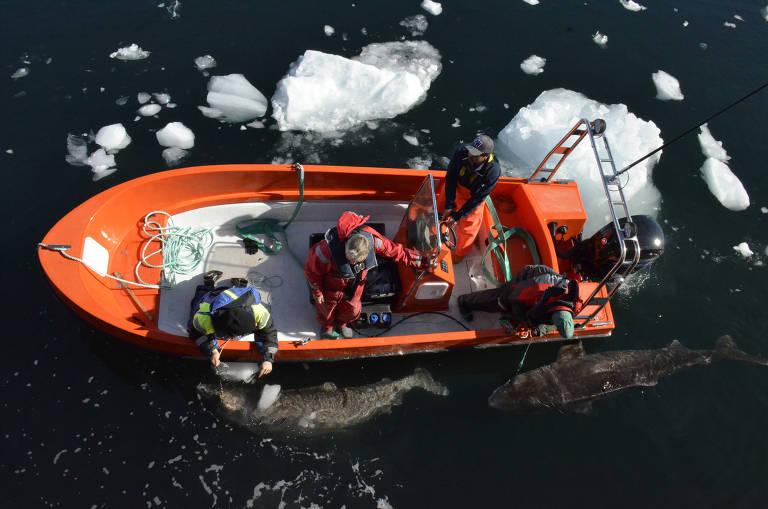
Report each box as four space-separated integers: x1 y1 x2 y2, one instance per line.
699 42 708 50
523 0 540 5
451 118 461 127
700 158 750 211
762 6 768 22
620 0 646 12
115 96 129 106
156 122 195 149
246 120 265 129
733 242 753 258
194 55 216 71
109 43 150 61
95 123 131 152
723 21 736 29
683 21 689 27
402 133 419 146
138 92 151 104
256 385 281 411
11 67 29 79
65 134 89 166
206 74 267 122
324 25 335 36
152 93 171 105
87 149 116 173
651 70 684 101
138 104 162 116
733 15 744 22
592 31 608 47
761 207 768 214
421 0 442 16
399 14 428 36
161 147 188 166
697 124 730 162
5 149 13 154
520 55 546 75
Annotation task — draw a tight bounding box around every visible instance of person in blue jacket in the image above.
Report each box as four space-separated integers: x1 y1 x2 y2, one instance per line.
187 270 278 377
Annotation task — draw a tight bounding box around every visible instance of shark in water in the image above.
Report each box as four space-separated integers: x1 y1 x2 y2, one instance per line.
489 336 768 414
198 367 448 430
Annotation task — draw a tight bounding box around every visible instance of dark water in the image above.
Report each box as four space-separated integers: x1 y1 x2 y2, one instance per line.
4 1 768 507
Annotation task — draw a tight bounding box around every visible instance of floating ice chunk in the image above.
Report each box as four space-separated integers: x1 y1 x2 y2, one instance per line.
205 74 268 122
5 149 13 154
733 242 753 258
11 67 29 79
324 25 335 36
734 14 744 21
421 0 442 15
762 6 768 22
65 134 89 166
496 88 663 234
451 117 461 127
700 158 750 211
138 92 151 104
683 21 689 27
520 55 546 75
87 148 115 172
153 92 171 105
651 70 684 101
271 41 441 132
138 104 161 116
95 123 131 152
762 206 768 214
257 385 281 411
194 55 216 71
724 21 736 29
156 122 195 149
402 133 419 146
161 147 188 166
246 120 265 129
523 0 540 5
592 31 608 47
109 43 150 61
400 14 428 36
115 96 129 106
407 155 433 169
91 166 117 181
697 124 730 162
197 105 223 119
620 0 646 12
699 42 708 50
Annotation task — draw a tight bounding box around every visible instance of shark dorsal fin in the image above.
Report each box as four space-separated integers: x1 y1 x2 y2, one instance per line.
557 341 585 363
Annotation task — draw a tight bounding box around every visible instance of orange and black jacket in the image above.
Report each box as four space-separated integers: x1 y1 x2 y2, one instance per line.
444 146 501 220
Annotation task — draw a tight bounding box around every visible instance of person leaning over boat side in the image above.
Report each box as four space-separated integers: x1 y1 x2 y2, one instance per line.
187 271 278 376
457 265 582 338
305 211 426 340
439 134 501 263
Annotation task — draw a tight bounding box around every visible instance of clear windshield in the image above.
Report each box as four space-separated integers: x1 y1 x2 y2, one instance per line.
397 174 442 257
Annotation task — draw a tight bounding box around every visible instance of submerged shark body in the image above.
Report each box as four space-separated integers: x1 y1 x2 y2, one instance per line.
198 368 448 430
490 336 768 414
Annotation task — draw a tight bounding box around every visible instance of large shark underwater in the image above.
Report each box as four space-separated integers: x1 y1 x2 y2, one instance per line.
198 367 448 431
489 335 768 414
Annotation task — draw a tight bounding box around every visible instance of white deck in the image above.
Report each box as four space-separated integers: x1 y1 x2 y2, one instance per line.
157 200 499 342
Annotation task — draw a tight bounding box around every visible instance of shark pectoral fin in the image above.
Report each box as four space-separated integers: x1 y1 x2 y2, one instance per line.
556 341 585 363
569 400 593 415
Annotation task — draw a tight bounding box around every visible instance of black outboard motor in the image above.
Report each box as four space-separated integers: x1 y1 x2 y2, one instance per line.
571 215 664 281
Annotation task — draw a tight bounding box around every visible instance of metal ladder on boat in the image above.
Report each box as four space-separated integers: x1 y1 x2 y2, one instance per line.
530 119 641 328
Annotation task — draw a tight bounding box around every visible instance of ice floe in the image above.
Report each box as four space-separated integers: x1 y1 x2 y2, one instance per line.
271 41 441 132
724 21 736 29
400 14 428 36
138 104 162 116
194 55 217 71
157 122 194 149
65 131 124 181
697 124 749 211
95 123 131 152
109 43 150 61
620 0 647 12
592 31 608 47
138 92 151 104
324 25 335 36
651 70 684 101
697 124 730 162
523 0 540 5
733 242 753 258
421 0 442 16
496 88 663 234
520 55 546 75
204 74 268 123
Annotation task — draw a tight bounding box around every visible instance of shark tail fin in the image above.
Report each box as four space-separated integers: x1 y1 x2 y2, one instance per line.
714 335 768 366
412 367 449 396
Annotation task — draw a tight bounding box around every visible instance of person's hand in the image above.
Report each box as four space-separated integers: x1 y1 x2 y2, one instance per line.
258 361 273 378
210 349 221 367
314 293 324 305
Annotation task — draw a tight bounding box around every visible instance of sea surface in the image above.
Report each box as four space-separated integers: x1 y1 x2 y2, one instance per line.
3 1 768 507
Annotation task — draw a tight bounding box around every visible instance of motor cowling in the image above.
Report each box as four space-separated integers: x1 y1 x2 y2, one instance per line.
573 215 664 281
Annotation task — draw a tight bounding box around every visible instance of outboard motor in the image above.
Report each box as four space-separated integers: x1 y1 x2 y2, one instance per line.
571 215 664 281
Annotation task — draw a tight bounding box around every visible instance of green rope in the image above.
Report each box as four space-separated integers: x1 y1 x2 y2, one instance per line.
481 197 541 287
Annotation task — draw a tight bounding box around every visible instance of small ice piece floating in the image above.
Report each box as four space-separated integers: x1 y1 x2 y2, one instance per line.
66 126 129 181
733 242 753 258
194 55 216 71
762 6 768 22
620 0 647 12
137 92 151 104
323 25 335 36
523 0 540 5
204 74 268 123
109 43 150 61
156 122 195 149
520 55 546 75
271 41 441 132
421 0 442 15
592 31 608 47
697 124 749 211
138 104 161 116
697 124 729 162
400 14 428 36
651 70 684 101
11 67 29 79
94 123 131 153
724 21 736 29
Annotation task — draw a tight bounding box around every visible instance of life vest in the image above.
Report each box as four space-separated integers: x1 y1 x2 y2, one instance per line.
457 153 495 189
324 226 378 279
191 287 270 337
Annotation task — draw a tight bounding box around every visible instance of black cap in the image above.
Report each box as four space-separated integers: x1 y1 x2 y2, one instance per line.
466 134 494 156
212 306 256 336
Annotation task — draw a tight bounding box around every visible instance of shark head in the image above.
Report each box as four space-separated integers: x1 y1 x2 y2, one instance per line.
488 371 559 413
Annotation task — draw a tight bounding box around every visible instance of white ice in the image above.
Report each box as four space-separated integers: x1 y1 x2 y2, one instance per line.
257 384 281 411
592 31 608 47
402 133 419 146
153 92 171 105
109 43 150 61
11 67 29 79
271 41 441 132
520 55 546 75
194 55 216 71
421 0 442 16
138 104 162 116
400 14 428 36
700 158 749 211
651 70 684 101
724 21 736 29
156 122 195 149
94 123 131 152
523 0 540 5
87 149 116 180
161 147 189 166
205 74 268 122
733 242 753 258
620 0 647 12
697 124 730 162
324 25 335 36
495 88 663 235
138 92 151 104
762 6 768 22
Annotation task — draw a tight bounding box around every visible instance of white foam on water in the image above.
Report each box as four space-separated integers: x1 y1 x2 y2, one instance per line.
109 43 150 60
699 158 750 211
271 41 441 132
620 0 647 12
156 122 195 149
94 123 131 152
651 70 684 101
496 88 663 235
520 55 546 75
194 55 216 71
593 31 608 47
421 0 442 16
733 242 753 258
205 74 268 122
256 384 281 411
138 104 161 116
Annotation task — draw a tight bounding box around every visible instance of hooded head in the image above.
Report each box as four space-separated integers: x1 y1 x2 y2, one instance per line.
336 211 370 241
551 310 574 339
212 306 256 337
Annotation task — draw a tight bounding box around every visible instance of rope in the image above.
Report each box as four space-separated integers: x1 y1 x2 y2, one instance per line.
616 80 768 177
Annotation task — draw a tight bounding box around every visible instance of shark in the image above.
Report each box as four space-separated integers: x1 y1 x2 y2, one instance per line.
489 336 768 414
198 367 448 431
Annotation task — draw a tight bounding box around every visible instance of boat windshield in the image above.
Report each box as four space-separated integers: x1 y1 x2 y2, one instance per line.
397 174 442 257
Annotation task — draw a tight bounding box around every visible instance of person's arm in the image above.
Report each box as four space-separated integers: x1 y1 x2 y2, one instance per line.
304 240 332 303
255 315 278 377
369 229 424 269
189 327 221 366
525 285 566 323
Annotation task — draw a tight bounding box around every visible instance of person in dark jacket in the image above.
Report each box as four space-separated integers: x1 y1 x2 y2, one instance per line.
457 265 582 338
187 271 278 376
305 211 425 339
440 134 501 262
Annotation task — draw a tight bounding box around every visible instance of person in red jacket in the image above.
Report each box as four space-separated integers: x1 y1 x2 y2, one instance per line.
305 211 424 339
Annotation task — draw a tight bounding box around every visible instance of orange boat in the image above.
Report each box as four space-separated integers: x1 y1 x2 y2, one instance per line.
38 119 664 362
